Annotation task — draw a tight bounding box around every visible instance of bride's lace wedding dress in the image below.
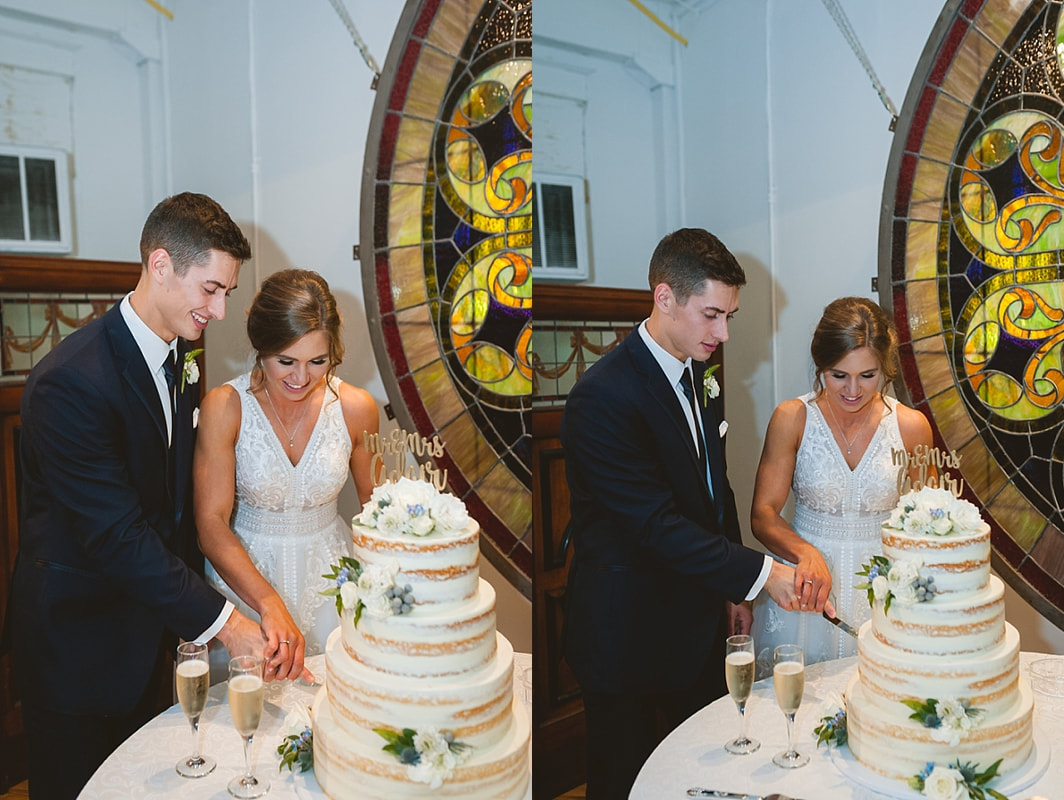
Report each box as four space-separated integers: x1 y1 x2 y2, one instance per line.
751 392 906 678
205 372 353 661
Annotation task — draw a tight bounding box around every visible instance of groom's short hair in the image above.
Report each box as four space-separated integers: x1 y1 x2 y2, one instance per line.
648 228 746 303
139 192 251 275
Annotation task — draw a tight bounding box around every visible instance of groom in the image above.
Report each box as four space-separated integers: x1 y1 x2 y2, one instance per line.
561 228 816 799
10 193 271 800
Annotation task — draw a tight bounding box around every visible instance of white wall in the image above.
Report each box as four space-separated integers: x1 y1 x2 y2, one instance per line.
0 0 162 257
534 0 1064 654
0 0 531 652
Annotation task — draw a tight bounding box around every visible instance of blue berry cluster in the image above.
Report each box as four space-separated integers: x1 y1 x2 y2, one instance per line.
388 583 415 615
814 708 847 747
915 575 937 602
277 727 314 773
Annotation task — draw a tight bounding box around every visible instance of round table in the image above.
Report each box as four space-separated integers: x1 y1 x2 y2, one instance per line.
631 652 1061 800
79 652 531 799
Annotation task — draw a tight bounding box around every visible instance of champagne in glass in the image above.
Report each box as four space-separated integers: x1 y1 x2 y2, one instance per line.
227 655 269 798
723 634 759 754
771 644 809 768
175 642 215 778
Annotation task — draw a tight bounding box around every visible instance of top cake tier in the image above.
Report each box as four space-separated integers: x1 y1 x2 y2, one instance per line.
352 477 480 607
881 522 990 595
879 486 991 595
352 518 480 607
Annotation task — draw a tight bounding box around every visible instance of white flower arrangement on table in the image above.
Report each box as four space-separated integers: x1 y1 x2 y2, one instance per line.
321 556 412 627
375 726 473 789
855 554 938 614
355 476 471 537
181 348 203 391
276 702 314 773
903 696 985 747
909 759 1009 800
702 363 720 405
812 690 847 747
885 485 985 538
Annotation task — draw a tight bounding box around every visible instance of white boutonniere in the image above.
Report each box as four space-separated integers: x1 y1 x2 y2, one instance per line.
181 349 203 392
702 364 720 406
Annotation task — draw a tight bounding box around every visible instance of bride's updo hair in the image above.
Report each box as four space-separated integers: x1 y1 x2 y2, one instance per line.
811 296 898 395
247 268 344 392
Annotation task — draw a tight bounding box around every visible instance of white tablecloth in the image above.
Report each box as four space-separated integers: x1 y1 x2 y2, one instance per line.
631 652 1061 800
79 652 531 799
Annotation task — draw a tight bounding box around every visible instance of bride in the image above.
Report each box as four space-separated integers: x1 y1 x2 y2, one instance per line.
749 297 933 678
194 269 379 682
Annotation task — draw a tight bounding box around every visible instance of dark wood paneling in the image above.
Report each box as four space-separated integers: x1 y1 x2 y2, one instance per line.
0 254 140 292
0 257 141 792
532 284 725 798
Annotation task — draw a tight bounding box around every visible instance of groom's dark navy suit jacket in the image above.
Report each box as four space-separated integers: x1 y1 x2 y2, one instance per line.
561 329 764 694
11 302 225 715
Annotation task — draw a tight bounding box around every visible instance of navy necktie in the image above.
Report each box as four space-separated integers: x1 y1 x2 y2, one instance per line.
682 367 720 508
162 350 178 418
680 367 705 463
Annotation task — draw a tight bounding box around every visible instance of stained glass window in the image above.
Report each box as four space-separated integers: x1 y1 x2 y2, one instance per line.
361 0 532 596
882 0 1064 624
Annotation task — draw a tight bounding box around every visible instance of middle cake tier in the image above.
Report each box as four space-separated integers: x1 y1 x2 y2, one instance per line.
869 574 1005 656
324 626 517 751
344 577 497 679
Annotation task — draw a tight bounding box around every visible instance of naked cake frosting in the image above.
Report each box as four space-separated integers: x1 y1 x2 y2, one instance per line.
844 482 1033 786
310 477 530 799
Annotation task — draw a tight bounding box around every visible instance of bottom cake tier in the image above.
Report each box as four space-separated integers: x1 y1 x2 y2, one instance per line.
312 690 529 799
311 627 530 799
846 621 1033 781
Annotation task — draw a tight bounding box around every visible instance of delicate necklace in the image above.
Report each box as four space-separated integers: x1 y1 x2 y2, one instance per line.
263 385 312 448
822 396 875 455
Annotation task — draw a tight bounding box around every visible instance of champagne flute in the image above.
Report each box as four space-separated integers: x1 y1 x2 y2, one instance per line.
772 644 809 768
175 642 215 777
227 655 269 798
724 634 760 754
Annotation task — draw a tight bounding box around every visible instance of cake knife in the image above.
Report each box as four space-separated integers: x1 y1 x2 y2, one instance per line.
822 610 859 638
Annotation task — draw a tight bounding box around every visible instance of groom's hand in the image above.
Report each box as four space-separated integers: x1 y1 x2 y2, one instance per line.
215 609 268 662
763 560 800 611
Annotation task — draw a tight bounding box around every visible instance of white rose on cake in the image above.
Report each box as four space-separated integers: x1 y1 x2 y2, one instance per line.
886 559 923 606
356 476 471 537
888 486 987 538
409 511 435 536
356 560 401 618
871 575 889 602
430 492 470 533
377 504 410 537
950 500 984 533
921 764 967 800
902 505 934 536
930 697 984 747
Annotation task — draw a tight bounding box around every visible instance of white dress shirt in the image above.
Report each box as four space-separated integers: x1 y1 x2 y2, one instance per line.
119 294 233 643
637 320 771 601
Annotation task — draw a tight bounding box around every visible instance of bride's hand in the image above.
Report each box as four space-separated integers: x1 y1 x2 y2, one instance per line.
794 549 833 614
259 599 312 683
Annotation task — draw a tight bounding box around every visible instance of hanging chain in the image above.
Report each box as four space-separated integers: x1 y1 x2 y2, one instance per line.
820 0 899 130
326 0 381 87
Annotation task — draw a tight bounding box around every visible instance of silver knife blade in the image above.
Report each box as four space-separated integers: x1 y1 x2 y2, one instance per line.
823 610 859 638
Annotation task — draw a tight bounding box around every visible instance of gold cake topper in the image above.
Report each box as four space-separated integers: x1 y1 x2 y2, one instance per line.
892 444 964 498
363 428 448 492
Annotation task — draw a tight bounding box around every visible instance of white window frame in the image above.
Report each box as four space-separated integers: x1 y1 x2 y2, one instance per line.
532 171 589 281
0 144 72 254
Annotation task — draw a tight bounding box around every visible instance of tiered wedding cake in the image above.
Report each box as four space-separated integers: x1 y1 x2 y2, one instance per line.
310 476 530 799
845 481 1033 784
